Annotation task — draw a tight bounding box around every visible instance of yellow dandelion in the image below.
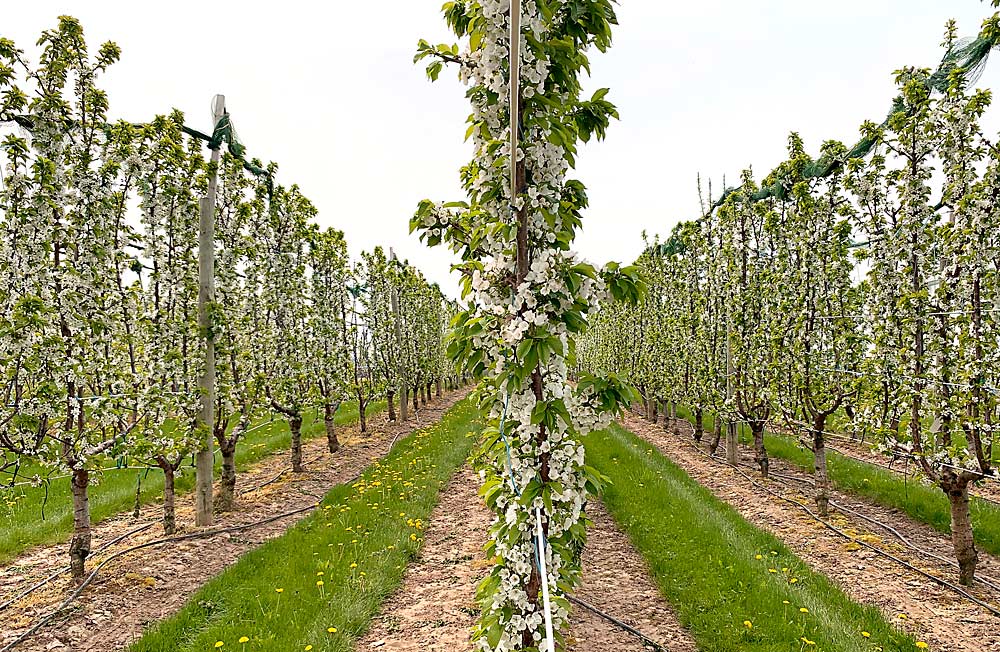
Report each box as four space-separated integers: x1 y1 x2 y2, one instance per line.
801 637 815 646
350 562 358 568
276 588 284 593
743 620 753 629
239 637 250 644
799 607 809 614
328 627 338 633
316 580 324 587
916 644 928 650
215 643 224 649
305 647 313 651
862 632 871 638
755 554 763 560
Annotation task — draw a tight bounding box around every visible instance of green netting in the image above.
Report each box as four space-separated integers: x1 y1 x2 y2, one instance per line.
182 113 269 178
711 28 1000 209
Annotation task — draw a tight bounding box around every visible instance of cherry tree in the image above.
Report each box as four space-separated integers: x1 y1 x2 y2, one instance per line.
413 1 642 648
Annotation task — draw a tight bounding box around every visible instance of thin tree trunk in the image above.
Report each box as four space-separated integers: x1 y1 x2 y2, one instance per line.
709 417 722 454
216 443 237 512
645 398 654 421
752 423 769 478
290 414 304 473
694 408 704 442
671 403 681 436
946 478 978 586
812 416 830 517
69 469 91 580
387 389 397 422
162 465 177 535
359 398 368 433
413 385 419 412
325 402 340 453
436 378 442 397
651 399 658 423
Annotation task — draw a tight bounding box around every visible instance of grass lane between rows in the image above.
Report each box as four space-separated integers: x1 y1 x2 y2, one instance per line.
674 406 1000 557
0 400 386 565
129 397 481 652
585 423 920 652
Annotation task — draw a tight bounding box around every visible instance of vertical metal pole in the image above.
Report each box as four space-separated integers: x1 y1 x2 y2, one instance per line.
390 248 407 422
195 94 225 527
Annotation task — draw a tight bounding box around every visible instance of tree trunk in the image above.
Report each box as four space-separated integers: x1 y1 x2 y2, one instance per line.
645 398 654 421
387 389 397 422
436 378 442 397
945 478 978 586
69 469 91 580
325 402 340 453
162 465 177 535
216 443 237 512
694 408 704 442
671 403 681 436
812 416 830 517
752 423 769 478
413 385 419 412
359 398 368 433
290 414 304 473
709 417 722 454
426 382 432 402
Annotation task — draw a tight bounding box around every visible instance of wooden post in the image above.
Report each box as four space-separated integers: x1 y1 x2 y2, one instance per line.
390 248 407 422
195 94 225 527
725 305 739 466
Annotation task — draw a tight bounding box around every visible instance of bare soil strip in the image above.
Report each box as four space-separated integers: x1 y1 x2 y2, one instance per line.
0 391 466 652
356 467 696 652
624 412 1000 652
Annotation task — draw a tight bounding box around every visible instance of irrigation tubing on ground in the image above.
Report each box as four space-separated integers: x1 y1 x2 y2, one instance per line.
740 463 1000 596
0 492 333 652
1 393 460 651
568 594 667 651
648 415 1000 618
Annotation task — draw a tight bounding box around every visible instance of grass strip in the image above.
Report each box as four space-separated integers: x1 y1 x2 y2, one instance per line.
129 397 481 652
585 423 919 652
0 400 386 564
673 406 1000 557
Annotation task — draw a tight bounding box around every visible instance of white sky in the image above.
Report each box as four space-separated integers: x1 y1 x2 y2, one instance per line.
6 1 1000 296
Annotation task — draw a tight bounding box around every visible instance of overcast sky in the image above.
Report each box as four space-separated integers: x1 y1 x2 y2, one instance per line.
6 1 1000 295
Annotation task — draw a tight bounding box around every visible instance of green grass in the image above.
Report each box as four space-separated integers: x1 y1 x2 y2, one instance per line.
585 423 918 652
129 397 481 652
672 405 1000 557
0 400 386 564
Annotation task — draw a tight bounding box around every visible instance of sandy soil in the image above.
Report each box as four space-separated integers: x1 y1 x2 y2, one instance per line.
356 466 697 652
0 390 467 652
624 411 1000 652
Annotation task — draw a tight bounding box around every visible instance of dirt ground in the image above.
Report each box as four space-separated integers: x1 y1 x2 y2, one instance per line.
625 411 1000 652
356 466 697 652
0 390 467 652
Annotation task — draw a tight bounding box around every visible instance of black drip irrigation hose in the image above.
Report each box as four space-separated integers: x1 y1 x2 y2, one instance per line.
569 594 668 651
646 415 1000 619
741 463 1000 596
0 395 465 652
0 489 341 652
0 521 156 614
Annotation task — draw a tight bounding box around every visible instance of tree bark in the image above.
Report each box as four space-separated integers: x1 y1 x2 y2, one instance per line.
645 398 655 421
162 465 177 535
436 378 442 397
752 423 769 478
359 398 369 433
671 403 682 436
413 384 419 412
945 478 978 586
812 416 830 517
325 402 340 453
290 414 304 473
69 469 91 580
387 389 397 422
216 443 237 512
694 408 704 442
709 417 722 454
